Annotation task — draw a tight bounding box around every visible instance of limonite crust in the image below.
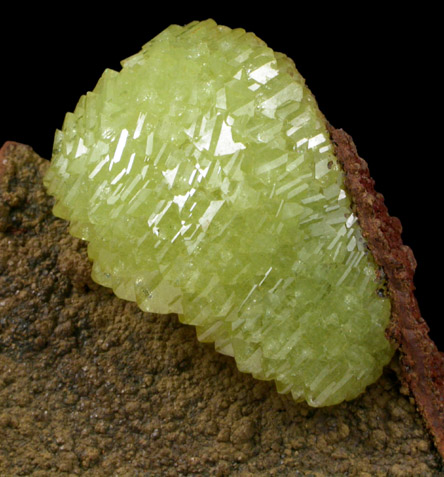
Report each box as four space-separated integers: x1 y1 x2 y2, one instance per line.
329 126 444 459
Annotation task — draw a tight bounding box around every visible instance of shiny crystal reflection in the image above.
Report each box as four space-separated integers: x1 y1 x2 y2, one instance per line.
44 19 394 406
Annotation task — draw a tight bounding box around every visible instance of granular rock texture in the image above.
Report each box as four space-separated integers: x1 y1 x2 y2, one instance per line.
0 141 442 475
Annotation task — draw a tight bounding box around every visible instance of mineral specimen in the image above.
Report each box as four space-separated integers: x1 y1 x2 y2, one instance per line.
43 19 395 406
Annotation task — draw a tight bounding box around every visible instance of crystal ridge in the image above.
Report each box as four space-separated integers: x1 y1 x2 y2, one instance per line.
44 19 394 406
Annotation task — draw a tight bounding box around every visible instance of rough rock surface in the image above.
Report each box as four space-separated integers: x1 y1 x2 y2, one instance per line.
0 141 442 475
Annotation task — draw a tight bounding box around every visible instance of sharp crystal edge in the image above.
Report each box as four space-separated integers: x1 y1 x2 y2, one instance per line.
43 19 395 406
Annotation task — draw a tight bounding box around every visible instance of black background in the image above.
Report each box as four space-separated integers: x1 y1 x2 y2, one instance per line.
1 6 442 350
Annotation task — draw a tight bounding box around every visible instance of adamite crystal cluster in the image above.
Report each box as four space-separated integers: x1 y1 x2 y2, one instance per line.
44 19 395 406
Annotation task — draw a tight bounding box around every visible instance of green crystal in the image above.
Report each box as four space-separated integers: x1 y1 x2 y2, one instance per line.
44 19 394 406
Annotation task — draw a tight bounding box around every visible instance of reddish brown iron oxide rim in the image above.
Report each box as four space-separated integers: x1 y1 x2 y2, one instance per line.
328 125 444 459
1 137 443 460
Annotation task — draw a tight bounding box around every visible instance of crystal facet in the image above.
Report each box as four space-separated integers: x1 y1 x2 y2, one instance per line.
44 19 394 406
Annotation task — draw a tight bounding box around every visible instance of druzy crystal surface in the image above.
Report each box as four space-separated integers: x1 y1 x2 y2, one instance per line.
44 19 394 406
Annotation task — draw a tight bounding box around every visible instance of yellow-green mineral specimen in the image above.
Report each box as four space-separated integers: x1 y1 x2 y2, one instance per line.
44 19 395 406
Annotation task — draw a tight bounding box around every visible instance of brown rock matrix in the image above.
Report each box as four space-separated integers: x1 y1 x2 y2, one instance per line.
0 140 443 475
